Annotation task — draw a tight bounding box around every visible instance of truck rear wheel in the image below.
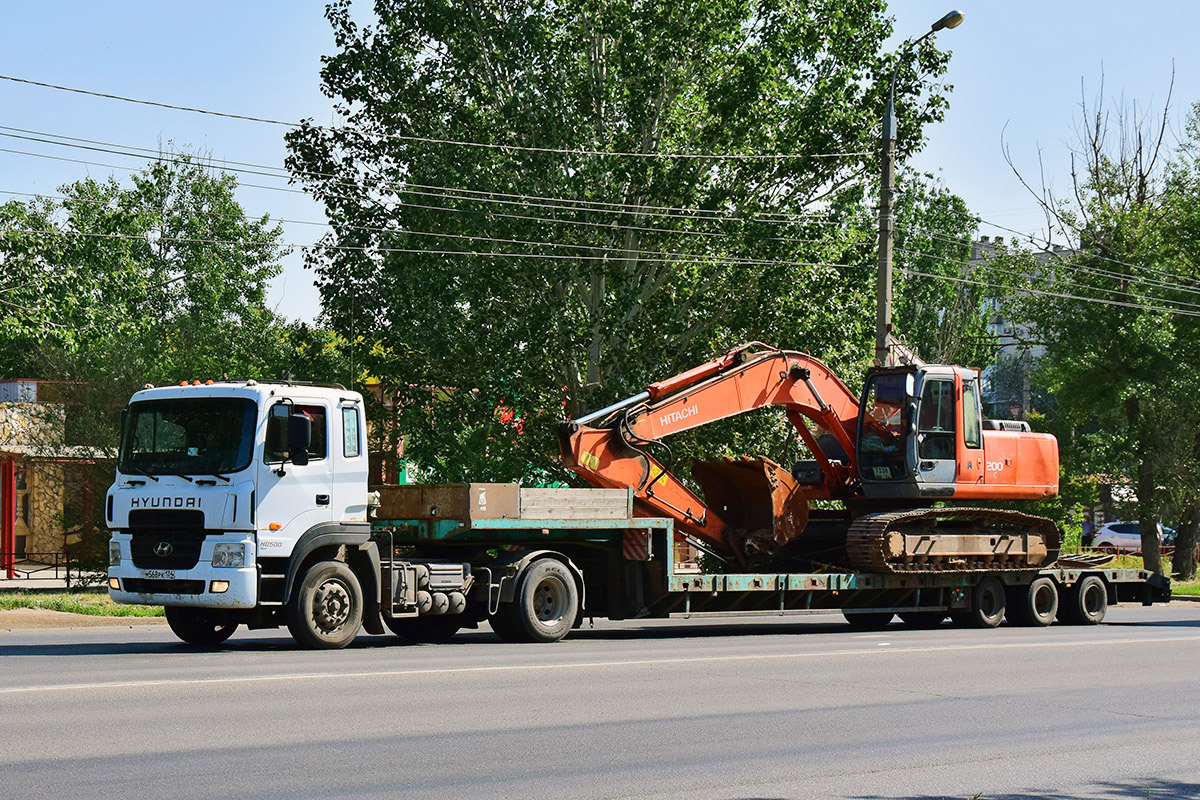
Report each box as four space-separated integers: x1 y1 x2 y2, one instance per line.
951 576 1006 628
1007 577 1058 627
164 606 237 646
286 560 363 649
1058 575 1107 625
496 558 578 643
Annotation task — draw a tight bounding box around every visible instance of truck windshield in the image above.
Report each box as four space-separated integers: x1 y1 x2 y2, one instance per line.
858 374 909 481
119 398 257 476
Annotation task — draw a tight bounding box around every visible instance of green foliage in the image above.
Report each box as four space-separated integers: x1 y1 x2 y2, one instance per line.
0 591 164 617
981 98 1200 576
0 155 350 554
891 171 987 365
288 0 957 481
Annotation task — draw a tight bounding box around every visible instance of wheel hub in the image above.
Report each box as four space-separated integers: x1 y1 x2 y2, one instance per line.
313 579 351 632
534 578 565 623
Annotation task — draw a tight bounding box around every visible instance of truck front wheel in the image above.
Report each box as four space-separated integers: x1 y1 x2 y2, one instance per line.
494 558 579 643
164 606 237 646
286 560 363 649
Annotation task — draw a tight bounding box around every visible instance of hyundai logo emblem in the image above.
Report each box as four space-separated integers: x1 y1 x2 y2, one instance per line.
154 541 174 557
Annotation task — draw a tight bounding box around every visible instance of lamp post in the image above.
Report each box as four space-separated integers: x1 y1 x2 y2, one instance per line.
875 9 964 366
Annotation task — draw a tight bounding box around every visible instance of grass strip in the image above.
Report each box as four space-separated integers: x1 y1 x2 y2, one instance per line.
0 592 164 617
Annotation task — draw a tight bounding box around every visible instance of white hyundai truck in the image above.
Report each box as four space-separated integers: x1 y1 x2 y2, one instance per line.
107 380 385 647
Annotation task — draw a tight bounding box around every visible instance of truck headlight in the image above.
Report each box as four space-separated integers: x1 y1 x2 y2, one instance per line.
211 543 246 569
109 541 121 566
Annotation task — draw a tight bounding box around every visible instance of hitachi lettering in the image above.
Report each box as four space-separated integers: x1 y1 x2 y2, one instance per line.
659 405 699 428
130 497 200 509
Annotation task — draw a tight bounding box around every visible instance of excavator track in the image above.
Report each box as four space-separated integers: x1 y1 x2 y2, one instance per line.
845 507 1061 574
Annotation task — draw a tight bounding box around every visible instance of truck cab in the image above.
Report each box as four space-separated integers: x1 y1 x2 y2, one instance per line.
856 365 1059 501
107 381 370 631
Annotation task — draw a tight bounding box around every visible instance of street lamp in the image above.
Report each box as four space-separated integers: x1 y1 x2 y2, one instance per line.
875 9 964 366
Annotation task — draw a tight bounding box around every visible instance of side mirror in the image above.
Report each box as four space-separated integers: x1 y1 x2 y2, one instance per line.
288 414 311 467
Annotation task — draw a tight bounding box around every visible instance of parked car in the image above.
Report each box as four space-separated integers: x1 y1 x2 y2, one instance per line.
1093 521 1176 553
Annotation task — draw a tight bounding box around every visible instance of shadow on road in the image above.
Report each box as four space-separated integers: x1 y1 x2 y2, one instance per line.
854 776 1200 799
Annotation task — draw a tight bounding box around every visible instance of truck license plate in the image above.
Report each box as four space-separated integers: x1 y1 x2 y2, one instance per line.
143 569 175 580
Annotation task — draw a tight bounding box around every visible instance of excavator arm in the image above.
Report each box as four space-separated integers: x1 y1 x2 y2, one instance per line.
559 343 862 557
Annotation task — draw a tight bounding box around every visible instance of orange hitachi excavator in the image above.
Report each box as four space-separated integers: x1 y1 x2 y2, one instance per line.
558 342 1061 574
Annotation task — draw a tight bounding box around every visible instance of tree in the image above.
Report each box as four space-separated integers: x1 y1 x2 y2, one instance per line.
287 0 957 481
0 155 348 576
890 171 987 365
989 88 1200 577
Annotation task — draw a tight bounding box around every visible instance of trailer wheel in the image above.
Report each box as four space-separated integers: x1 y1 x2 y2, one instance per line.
843 611 893 630
898 611 945 628
952 576 1006 628
504 558 578 643
384 616 462 643
286 560 363 649
164 606 237 646
1007 577 1058 627
1058 575 1107 625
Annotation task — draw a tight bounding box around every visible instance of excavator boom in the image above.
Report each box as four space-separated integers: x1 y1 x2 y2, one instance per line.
560 344 861 557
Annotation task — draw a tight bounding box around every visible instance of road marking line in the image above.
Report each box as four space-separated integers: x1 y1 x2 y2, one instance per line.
2 634 1198 695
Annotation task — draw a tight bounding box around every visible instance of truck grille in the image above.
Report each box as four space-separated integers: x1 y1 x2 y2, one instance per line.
128 509 207 570
122 578 206 595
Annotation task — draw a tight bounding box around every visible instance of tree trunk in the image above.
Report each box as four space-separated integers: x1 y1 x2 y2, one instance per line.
1175 495 1199 581
1136 457 1163 576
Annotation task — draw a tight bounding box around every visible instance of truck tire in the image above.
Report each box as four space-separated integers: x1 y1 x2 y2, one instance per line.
1058 575 1107 625
384 616 462 643
1007 577 1058 627
951 576 1006 628
164 606 237 646
843 611 893 630
501 558 579 643
286 560 363 649
898 611 945 628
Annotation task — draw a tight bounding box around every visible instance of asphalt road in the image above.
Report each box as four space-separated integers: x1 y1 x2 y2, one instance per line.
2 604 1199 800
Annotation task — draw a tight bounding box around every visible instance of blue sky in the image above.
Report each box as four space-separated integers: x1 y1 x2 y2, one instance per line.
2 1 1195 322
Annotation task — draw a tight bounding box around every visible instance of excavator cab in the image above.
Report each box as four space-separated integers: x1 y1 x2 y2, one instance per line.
856 364 983 500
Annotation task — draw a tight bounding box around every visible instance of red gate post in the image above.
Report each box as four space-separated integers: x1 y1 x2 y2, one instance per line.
1 457 15 579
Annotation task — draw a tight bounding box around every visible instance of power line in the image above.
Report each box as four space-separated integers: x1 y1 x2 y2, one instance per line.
0 72 872 162
0 224 873 272
899 267 1200 318
895 244 1200 311
1 136 862 229
902 217 1200 292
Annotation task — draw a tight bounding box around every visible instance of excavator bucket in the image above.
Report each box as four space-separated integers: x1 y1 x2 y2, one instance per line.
691 456 809 557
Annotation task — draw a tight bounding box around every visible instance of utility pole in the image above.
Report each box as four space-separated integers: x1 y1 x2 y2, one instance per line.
875 10 964 367
875 99 897 366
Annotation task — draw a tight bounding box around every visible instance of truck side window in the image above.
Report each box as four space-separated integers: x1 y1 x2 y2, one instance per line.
264 403 328 463
342 407 361 458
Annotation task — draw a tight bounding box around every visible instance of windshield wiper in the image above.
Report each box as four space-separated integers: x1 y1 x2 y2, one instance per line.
122 466 159 483
165 472 194 482
195 472 231 484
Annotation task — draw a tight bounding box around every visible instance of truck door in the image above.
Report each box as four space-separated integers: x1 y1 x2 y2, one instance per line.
915 375 957 486
256 399 335 542
331 400 369 523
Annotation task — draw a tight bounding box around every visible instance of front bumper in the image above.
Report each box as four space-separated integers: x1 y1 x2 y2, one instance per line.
108 534 258 609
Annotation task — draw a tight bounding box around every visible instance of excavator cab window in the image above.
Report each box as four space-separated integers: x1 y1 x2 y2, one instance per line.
917 380 956 460
858 373 909 481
